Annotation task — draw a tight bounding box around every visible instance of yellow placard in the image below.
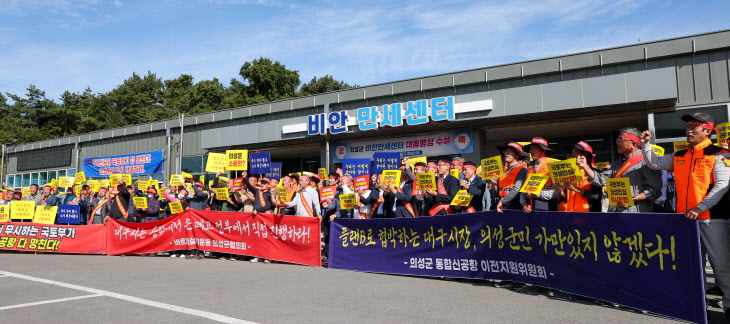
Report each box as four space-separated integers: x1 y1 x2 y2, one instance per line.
218 176 229 185
149 180 159 191
100 179 110 188
121 174 132 185
22 188 31 198
224 150 248 171
206 152 228 172
0 205 9 222
607 178 634 207
595 162 610 169
199 175 205 183
33 205 58 224
208 180 214 188
59 176 74 188
382 170 401 187
170 174 184 186
650 144 665 157
137 180 149 190
215 188 229 200
339 193 356 209
50 179 58 189
87 180 100 191
673 141 688 152
11 201 35 220
110 174 122 186
133 197 148 209
74 185 83 195
481 156 504 178
450 169 460 179
169 201 184 214
408 156 427 169
718 122 730 144
450 190 473 206
416 172 437 191
74 172 86 184
519 174 549 195
318 168 327 180
547 158 583 185
276 187 287 201
181 171 192 180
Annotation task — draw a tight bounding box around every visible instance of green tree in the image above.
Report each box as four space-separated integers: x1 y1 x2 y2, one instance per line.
298 75 357 96
237 57 300 104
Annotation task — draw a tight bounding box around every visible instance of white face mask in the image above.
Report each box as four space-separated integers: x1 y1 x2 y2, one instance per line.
147 194 154 198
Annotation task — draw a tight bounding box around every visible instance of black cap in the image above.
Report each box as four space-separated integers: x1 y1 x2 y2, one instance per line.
681 112 715 124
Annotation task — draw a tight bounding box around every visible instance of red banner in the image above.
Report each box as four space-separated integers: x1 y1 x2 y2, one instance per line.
0 222 105 254
105 210 322 266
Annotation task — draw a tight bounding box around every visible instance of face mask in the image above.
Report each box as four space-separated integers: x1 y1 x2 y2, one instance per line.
147 194 154 198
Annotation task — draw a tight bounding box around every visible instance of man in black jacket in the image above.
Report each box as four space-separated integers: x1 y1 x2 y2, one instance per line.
457 161 485 213
383 166 415 218
105 182 130 224
422 160 459 216
243 172 272 214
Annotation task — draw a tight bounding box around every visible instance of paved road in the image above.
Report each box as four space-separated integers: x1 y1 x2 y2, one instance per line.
0 253 720 323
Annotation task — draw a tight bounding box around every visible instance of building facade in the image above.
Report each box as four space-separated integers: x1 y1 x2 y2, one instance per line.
6 29 730 189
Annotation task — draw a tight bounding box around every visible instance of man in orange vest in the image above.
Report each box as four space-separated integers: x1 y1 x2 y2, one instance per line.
579 128 661 213
520 137 559 213
639 112 730 318
557 141 603 212
492 142 528 213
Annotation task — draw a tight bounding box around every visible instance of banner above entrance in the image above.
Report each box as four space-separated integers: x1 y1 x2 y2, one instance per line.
333 129 473 162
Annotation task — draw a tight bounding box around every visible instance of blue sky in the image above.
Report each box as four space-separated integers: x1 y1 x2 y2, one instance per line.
1 0 730 101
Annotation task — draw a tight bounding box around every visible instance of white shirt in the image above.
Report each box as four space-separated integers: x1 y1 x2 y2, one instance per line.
287 186 321 217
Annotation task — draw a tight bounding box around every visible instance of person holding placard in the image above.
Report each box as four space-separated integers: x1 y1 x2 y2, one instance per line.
186 182 209 211
138 188 161 223
459 161 485 213
427 161 438 173
403 158 425 216
63 186 89 224
519 138 561 213
451 157 466 181
105 182 131 224
639 112 730 317
555 141 603 212
286 174 322 218
493 142 528 213
423 160 458 216
363 174 387 218
242 171 273 214
579 128 661 213
383 166 415 218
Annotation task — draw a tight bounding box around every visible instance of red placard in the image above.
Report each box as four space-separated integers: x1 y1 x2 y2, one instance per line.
354 175 369 191
0 223 106 254
411 179 420 196
319 186 336 202
106 210 321 267
233 177 245 192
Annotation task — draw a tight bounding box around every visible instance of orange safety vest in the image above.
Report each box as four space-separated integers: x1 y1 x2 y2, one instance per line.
674 139 726 219
499 164 526 197
526 162 554 210
562 169 592 212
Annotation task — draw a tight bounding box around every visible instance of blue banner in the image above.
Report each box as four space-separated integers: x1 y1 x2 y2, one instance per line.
57 205 81 224
372 152 400 175
82 150 164 177
329 211 704 323
249 152 271 174
333 129 473 162
341 159 370 178
265 162 282 181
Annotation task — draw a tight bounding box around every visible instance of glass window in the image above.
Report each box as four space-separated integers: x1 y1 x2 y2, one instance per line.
654 105 729 139
22 173 30 187
182 156 203 174
15 175 21 187
58 170 66 178
49 171 57 181
67 169 75 177
7 174 14 188
39 172 47 185
31 173 39 186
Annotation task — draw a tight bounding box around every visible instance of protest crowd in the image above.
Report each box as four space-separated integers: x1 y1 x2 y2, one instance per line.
1 111 729 318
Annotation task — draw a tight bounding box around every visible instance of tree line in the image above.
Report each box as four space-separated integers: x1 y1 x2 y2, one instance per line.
0 57 356 145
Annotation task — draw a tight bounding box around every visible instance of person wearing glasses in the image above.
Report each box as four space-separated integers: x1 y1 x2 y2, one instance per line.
576 127 662 213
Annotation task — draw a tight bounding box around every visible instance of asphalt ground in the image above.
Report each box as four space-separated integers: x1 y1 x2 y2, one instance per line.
0 252 723 323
